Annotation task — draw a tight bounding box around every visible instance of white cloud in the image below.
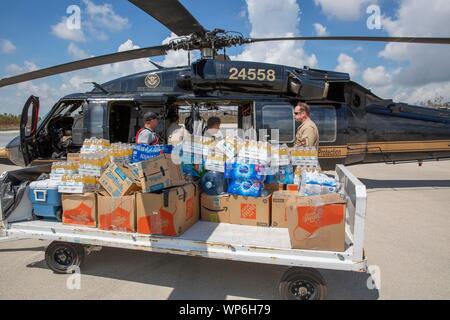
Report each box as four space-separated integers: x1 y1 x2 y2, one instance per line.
313 23 329 36
363 0 450 103
83 0 129 31
68 43 90 59
57 39 158 93
51 18 86 42
335 53 358 78
362 66 392 87
1 39 16 54
5 61 38 76
51 0 128 42
378 0 450 87
159 33 192 67
314 0 374 21
233 0 317 68
0 61 63 115
393 81 450 104
82 0 129 40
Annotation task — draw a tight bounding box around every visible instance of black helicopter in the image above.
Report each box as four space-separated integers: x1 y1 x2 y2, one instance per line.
1 0 450 170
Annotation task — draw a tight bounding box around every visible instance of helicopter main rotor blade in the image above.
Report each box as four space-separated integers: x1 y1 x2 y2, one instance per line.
249 36 450 45
129 0 205 36
0 45 169 88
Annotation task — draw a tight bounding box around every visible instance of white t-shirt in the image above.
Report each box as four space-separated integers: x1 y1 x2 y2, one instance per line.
167 123 190 145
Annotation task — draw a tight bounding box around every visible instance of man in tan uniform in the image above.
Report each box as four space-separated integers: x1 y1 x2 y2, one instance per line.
294 102 319 148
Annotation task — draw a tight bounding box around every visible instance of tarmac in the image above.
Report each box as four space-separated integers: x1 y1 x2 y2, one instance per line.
0 160 449 300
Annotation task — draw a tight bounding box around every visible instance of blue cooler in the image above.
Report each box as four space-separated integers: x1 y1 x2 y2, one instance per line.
29 180 62 220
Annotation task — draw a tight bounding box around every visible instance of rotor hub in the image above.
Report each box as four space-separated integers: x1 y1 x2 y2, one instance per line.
168 29 251 57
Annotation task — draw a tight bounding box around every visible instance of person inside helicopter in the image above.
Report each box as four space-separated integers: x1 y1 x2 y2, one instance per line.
167 111 191 145
203 116 223 140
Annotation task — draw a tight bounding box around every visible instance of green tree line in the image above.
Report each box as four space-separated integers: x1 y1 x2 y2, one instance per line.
0 113 21 129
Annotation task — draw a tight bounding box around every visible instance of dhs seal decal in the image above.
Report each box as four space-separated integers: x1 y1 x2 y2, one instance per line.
145 73 161 88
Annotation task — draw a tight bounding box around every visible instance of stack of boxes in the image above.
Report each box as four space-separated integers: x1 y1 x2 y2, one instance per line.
179 134 346 252
27 132 347 252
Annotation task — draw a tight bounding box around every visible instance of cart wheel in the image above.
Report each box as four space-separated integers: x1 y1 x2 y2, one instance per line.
279 267 327 300
45 241 85 274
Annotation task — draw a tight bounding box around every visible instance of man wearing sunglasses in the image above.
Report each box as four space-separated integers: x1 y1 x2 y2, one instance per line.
293 102 319 148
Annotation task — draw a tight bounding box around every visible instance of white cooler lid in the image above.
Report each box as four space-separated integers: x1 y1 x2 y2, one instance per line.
29 179 60 190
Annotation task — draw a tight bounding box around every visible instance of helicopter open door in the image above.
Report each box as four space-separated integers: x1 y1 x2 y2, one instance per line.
20 95 40 166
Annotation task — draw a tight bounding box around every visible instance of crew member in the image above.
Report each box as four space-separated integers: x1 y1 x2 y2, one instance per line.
136 111 160 145
167 112 190 145
294 102 319 148
203 116 223 140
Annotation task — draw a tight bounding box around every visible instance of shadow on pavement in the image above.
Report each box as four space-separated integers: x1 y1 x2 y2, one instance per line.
359 178 450 189
0 245 46 253
26 246 379 300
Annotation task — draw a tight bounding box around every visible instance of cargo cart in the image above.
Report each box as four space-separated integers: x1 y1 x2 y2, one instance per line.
0 165 367 300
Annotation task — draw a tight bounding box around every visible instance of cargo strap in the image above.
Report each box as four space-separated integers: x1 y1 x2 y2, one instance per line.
179 186 187 202
163 189 170 208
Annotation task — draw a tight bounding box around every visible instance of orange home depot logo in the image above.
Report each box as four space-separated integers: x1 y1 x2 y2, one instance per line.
64 203 94 226
185 197 194 221
240 203 257 220
137 207 176 236
297 204 344 234
99 207 132 232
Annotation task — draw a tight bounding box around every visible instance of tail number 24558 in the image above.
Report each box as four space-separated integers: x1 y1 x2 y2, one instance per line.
229 68 276 81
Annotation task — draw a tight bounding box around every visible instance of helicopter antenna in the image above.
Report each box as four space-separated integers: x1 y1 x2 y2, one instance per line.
85 82 109 94
148 60 165 70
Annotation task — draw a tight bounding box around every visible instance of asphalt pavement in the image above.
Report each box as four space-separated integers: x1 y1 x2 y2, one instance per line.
0 161 449 300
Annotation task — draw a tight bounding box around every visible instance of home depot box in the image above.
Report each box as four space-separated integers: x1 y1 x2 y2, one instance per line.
200 193 231 223
229 195 271 227
271 190 297 228
287 193 346 252
99 162 140 197
97 192 136 232
62 193 97 227
136 183 199 236
133 154 185 193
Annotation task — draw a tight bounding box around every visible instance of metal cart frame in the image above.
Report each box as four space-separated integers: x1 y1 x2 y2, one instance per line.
0 164 367 299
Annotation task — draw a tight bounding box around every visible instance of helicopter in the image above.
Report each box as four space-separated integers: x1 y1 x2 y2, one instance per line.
1 0 450 170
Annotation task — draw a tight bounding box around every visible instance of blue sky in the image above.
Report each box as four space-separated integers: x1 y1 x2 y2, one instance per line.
1 0 449 115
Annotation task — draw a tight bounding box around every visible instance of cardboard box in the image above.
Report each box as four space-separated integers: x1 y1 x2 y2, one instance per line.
229 195 271 227
287 193 346 252
62 193 97 227
136 183 200 236
67 153 80 162
264 183 283 193
99 162 140 197
133 154 185 193
271 190 297 228
97 192 136 232
200 193 231 223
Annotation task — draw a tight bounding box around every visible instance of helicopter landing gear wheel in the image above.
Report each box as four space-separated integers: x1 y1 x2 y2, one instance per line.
279 267 327 300
45 241 85 274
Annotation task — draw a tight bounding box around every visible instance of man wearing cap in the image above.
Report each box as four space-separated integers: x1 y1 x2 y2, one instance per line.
136 111 160 145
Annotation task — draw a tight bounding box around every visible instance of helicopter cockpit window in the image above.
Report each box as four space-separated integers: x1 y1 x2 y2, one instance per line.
261 105 295 143
310 105 337 143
